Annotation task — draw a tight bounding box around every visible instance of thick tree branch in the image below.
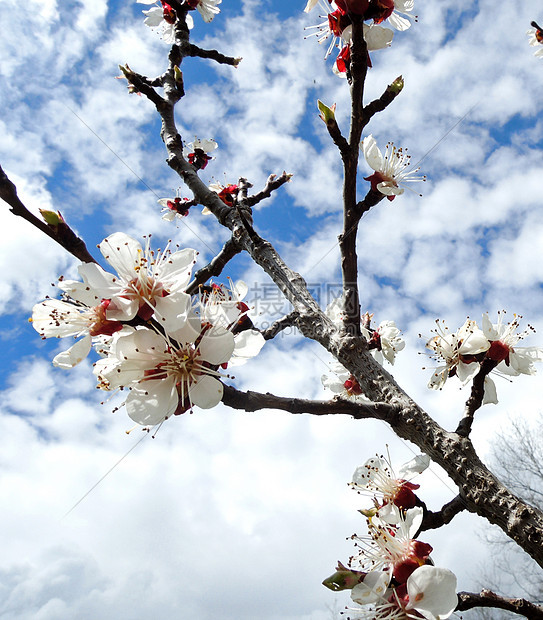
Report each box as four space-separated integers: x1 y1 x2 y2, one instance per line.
0 165 97 264
457 590 543 618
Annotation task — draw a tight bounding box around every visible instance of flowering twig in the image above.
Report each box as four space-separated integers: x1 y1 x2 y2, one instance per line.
420 494 467 531
0 165 97 264
457 590 543 618
245 172 293 207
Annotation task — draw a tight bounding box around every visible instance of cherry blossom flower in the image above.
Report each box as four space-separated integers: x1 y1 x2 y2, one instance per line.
186 0 221 23
304 0 352 59
351 453 430 512
31 280 123 369
527 21 543 57
158 196 193 221
368 0 415 31
321 361 372 402
196 280 266 366
205 181 240 211
361 135 425 200
94 320 235 426
137 0 192 42
353 506 432 582
425 318 490 390
347 565 457 620
78 232 197 331
183 137 218 170
362 317 405 365
482 312 543 376
305 2 393 68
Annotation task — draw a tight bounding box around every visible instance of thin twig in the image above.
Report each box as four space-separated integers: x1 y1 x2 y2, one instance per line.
0 165 97 264
245 172 293 207
186 237 242 295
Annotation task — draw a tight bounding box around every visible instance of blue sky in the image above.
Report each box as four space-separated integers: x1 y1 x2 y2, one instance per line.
2 0 543 618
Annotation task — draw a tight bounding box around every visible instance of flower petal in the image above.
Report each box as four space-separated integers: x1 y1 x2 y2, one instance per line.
53 335 92 368
126 378 178 426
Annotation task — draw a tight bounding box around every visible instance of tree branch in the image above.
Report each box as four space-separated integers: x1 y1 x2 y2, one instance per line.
0 165 97 264
420 495 466 531
187 43 241 66
221 384 398 420
261 311 300 340
457 590 543 618
456 358 498 437
185 237 242 295
245 172 292 207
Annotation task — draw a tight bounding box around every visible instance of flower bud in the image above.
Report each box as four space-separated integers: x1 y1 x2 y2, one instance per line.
317 100 337 124
39 209 65 227
388 75 404 94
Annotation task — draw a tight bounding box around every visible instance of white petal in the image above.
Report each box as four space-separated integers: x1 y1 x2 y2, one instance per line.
142 7 165 27
126 378 178 425
198 329 235 365
155 248 197 289
388 12 412 31
229 330 265 366
153 292 191 330
57 279 101 307
98 232 142 281
398 454 431 478
189 374 223 409
53 335 92 368
482 376 498 405
363 24 394 50
362 135 384 172
351 571 391 604
304 0 319 12
406 566 458 620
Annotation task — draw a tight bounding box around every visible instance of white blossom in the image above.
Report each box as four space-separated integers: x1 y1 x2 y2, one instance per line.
361 135 425 200
78 232 197 331
426 318 489 390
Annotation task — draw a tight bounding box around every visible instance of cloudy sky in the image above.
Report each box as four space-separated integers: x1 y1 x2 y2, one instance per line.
2 0 543 618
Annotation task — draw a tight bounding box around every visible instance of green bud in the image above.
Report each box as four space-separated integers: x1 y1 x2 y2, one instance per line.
388 75 404 94
359 506 379 518
317 100 336 124
174 65 183 83
322 562 367 591
39 209 65 227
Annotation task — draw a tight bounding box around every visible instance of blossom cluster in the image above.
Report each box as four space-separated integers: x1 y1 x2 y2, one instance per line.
323 454 458 620
31 233 265 428
304 0 415 76
425 312 543 404
138 0 221 42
